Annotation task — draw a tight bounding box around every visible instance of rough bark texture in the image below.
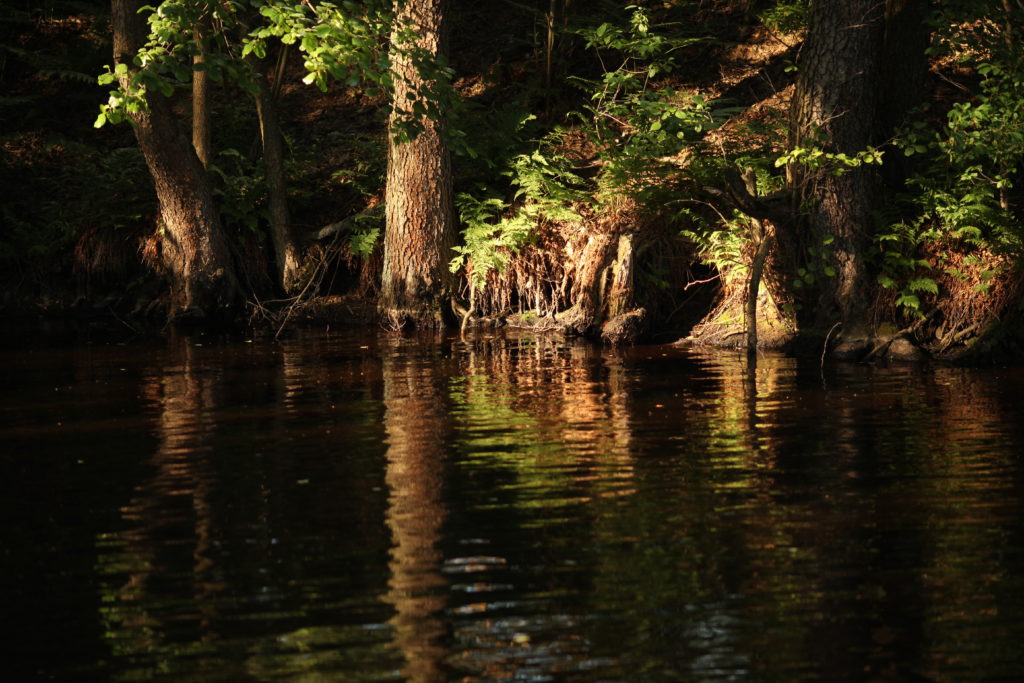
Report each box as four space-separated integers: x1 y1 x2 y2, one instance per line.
556 232 613 334
606 233 635 320
601 232 648 344
789 0 884 343
113 0 237 318
254 64 302 294
381 0 456 329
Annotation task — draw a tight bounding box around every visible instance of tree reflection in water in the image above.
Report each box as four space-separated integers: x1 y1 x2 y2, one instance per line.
98 334 224 677
48 330 1024 680
382 335 452 682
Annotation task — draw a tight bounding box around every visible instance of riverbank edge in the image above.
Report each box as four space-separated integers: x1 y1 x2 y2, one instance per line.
6 287 1024 367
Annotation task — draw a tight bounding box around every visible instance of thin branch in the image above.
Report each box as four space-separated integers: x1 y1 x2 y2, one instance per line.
821 321 842 373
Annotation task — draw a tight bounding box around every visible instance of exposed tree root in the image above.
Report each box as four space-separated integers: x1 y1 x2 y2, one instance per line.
459 197 697 343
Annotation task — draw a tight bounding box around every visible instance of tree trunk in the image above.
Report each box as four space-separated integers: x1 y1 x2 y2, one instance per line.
600 232 648 344
381 0 456 329
192 25 212 168
788 0 884 345
606 233 635 320
879 0 931 138
253 57 301 294
878 0 933 187
556 232 613 335
112 0 238 319
746 233 773 355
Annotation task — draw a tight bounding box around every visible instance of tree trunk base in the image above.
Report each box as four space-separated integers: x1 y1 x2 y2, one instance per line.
601 308 647 344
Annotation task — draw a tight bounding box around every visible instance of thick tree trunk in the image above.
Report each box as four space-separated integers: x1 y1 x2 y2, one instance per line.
788 0 884 345
112 0 237 319
381 0 456 329
556 232 613 334
253 60 302 294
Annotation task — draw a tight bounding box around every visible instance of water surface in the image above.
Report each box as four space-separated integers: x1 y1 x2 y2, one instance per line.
4 328 1024 680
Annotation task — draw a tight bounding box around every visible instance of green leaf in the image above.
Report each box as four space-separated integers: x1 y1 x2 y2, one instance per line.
908 277 938 294
93 111 107 128
896 293 921 310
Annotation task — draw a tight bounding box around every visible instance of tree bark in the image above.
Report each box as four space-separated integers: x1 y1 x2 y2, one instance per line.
599 232 648 344
788 0 884 343
112 0 238 319
253 57 302 294
556 232 613 335
192 25 212 168
381 0 456 329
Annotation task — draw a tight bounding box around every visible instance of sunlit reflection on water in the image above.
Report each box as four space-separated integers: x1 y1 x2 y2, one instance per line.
3 329 1024 680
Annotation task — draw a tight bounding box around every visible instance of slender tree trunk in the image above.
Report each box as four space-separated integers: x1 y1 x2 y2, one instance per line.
253 54 301 294
192 25 212 168
788 0 884 345
112 0 238 319
1000 0 1021 49
381 0 456 329
545 0 557 112
879 0 931 137
878 0 932 187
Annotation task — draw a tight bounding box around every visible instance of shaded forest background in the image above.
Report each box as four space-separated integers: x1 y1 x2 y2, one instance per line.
2 0 1023 360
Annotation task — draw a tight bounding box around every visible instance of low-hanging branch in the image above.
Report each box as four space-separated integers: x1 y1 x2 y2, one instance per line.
721 167 792 225
313 205 385 242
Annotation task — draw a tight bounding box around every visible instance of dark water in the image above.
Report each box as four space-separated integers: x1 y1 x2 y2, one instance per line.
4 328 1024 681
